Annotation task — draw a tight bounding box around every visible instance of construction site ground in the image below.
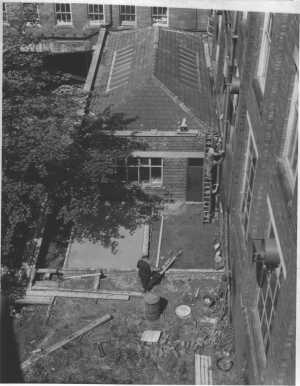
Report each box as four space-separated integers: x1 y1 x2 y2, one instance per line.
149 203 220 269
14 270 243 384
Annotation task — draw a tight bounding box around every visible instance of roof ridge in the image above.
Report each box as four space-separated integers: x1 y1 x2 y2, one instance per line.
152 75 213 130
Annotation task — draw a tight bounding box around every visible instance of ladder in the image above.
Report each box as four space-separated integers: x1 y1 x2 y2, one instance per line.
202 132 214 223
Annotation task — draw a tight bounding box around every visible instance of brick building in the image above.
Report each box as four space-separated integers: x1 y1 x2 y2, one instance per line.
4 3 298 383
3 2 209 53
89 26 215 202
209 10 298 384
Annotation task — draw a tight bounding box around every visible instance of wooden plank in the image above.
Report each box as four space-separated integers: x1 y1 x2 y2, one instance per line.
16 296 54 305
27 289 130 301
155 215 164 268
195 354 212 385
29 287 142 298
64 272 103 280
21 314 112 370
159 250 182 275
32 280 59 289
195 353 201 385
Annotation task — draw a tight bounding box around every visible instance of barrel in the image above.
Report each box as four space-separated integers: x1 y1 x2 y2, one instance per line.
144 293 161 321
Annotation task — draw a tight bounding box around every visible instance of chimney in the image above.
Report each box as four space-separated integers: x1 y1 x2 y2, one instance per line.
179 117 188 132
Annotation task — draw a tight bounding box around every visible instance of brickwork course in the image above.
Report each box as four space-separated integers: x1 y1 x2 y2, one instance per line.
213 10 298 385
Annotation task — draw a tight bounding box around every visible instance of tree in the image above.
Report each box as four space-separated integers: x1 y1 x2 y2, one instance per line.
2 6 158 269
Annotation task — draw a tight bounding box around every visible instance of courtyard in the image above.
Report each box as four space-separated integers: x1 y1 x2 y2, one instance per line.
15 270 241 384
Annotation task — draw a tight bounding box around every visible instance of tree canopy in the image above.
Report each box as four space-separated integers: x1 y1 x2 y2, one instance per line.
2 8 157 268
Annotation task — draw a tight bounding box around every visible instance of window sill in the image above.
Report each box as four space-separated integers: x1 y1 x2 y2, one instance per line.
152 21 168 27
120 21 136 25
142 183 163 189
56 23 73 27
88 20 104 26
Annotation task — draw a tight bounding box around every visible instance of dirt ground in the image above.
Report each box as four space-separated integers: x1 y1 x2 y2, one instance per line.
14 271 244 384
150 203 220 269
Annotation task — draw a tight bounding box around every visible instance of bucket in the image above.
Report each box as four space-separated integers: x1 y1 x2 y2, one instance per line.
144 293 161 321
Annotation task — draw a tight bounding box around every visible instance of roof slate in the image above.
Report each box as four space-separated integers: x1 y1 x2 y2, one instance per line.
91 27 214 132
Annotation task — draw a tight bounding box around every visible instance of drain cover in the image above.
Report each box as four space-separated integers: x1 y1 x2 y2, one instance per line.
175 305 191 319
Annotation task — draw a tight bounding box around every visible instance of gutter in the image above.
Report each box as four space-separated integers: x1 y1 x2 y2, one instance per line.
83 27 108 93
214 11 239 194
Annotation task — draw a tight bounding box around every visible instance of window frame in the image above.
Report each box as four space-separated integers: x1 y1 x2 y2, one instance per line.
151 7 168 26
3 3 8 24
282 71 298 190
55 3 72 26
256 13 273 94
117 157 163 187
256 196 286 355
87 4 104 25
119 5 136 25
240 112 259 235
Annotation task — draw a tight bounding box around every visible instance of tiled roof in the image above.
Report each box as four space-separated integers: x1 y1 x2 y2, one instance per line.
91 27 214 131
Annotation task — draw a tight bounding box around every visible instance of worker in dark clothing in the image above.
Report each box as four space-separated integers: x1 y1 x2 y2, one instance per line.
137 257 163 292
205 146 225 177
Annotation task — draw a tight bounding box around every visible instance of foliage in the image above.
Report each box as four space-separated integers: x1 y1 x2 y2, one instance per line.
2 7 157 268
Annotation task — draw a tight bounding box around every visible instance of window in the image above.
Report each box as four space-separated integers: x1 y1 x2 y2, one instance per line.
256 13 272 93
241 113 258 234
117 157 163 186
283 72 298 189
257 197 286 355
23 3 40 26
119 5 135 24
151 7 168 25
88 4 104 24
3 3 8 23
55 3 72 25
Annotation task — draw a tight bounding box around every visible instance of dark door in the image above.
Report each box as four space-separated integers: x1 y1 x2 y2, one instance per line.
186 158 203 202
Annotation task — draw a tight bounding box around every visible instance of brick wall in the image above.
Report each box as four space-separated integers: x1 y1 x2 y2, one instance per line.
139 135 204 152
218 11 298 384
129 135 203 201
143 158 187 201
9 3 208 35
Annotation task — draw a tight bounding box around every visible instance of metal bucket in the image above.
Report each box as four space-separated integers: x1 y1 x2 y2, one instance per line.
144 293 161 321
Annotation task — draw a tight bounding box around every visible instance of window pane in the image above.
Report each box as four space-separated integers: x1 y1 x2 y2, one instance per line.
128 167 138 182
265 293 273 321
140 158 149 165
127 157 138 166
140 167 150 183
151 167 162 183
151 158 162 166
258 293 264 319
261 315 268 339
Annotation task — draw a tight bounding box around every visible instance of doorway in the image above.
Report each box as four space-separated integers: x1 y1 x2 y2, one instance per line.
186 158 203 202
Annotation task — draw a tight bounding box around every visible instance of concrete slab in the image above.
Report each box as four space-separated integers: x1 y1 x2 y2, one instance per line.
64 225 145 270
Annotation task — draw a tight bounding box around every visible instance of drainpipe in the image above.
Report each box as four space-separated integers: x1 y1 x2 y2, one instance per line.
214 11 239 194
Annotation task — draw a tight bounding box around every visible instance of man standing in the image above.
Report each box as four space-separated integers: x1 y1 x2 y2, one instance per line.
137 256 162 292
